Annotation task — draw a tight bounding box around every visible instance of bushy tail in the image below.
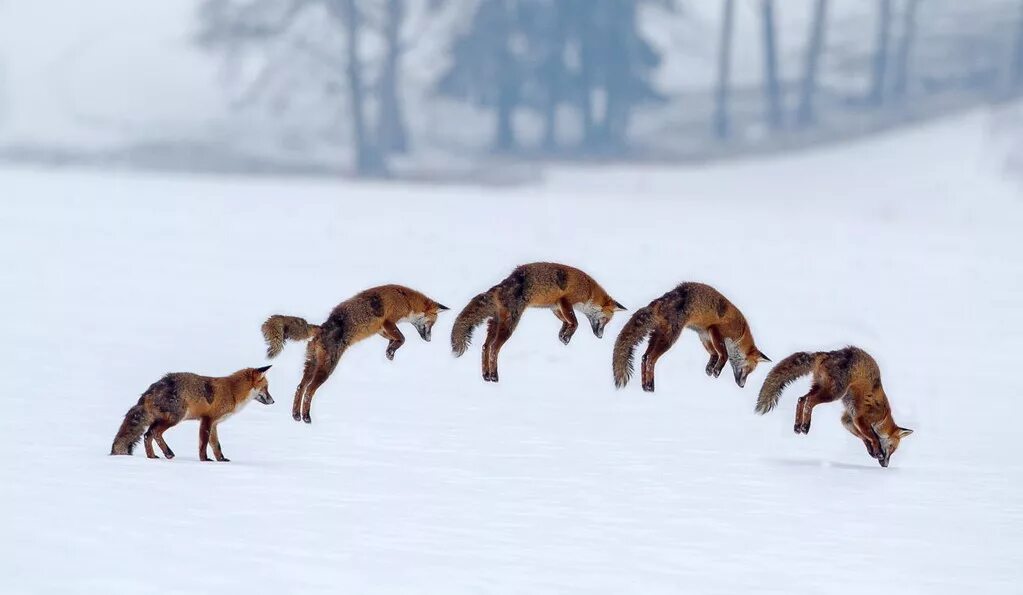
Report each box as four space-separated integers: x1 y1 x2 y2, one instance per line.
262 315 320 359
755 352 816 414
451 291 495 357
613 306 654 388
110 402 153 455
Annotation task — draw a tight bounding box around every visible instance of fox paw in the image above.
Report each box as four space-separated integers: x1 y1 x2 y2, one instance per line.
386 349 396 361
164 451 175 460
215 457 230 463
302 413 312 424
292 411 302 422
559 333 572 345
642 382 655 393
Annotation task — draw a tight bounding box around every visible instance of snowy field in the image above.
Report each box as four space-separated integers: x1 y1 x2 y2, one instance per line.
1 111 1021 594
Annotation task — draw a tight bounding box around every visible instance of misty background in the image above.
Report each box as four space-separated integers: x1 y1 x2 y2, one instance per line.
1 0 1021 181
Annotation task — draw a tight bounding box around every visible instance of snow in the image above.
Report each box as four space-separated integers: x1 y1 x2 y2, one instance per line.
1 111 1021 593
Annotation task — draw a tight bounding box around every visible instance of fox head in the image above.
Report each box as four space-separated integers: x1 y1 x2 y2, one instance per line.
877 424 913 468
726 339 770 388
583 298 627 339
249 365 274 405
410 301 450 342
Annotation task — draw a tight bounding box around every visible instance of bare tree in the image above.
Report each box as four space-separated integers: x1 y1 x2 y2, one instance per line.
797 0 828 126
376 0 409 154
332 0 387 175
714 0 736 139
891 0 918 100
760 0 783 129
1013 0 1023 87
869 0 893 106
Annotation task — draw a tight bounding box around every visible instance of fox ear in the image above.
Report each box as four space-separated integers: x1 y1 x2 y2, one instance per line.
254 365 272 375
435 303 450 312
898 427 914 438
613 300 627 311
757 350 771 363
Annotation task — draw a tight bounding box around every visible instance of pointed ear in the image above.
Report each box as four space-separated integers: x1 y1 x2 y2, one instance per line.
898 427 914 438
757 350 771 363
613 300 627 311
435 303 450 312
254 365 272 375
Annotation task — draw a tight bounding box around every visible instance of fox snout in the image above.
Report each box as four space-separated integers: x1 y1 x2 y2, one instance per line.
256 390 274 405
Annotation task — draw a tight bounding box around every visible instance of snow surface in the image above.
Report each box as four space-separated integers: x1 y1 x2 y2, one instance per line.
1 112 1022 593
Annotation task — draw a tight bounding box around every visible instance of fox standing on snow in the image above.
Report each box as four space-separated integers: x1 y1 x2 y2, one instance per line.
262 284 448 423
613 282 770 393
755 346 913 468
451 262 625 382
110 366 274 461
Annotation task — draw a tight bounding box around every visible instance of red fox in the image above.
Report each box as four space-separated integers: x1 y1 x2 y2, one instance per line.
110 366 274 461
613 282 769 392
755 346 913 468
451 262 625 382
262 284 448 423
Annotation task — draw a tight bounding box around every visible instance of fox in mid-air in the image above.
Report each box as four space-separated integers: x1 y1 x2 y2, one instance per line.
613 282 770 393
451 262 625 382
755 346 913 468
262 284 448 423
110 365 274 461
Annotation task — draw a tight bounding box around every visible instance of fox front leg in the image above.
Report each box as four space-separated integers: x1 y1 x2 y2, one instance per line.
708 326 728 378
698 331 718 376
380 320 405 361
554 299 578 345
209 423 229 462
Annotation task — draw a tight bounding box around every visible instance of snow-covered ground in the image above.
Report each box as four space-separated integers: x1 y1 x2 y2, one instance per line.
1 111 1021 594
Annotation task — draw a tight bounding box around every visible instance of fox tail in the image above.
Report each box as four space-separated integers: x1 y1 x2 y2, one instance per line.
451 291 495 357
755 352 817 414
262 315 320 359
612 306 655 388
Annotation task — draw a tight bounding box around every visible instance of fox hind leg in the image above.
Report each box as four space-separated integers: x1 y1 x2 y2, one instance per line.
488 311 521 383
301 351 341 423
293 344 320 421
198 416 213 462
143 422 160 459
482 318 498 382
641 324 683 393
794 384 837 434
150 420 178 459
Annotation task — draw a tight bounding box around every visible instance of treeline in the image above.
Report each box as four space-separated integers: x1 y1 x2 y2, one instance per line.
197 0 1023 177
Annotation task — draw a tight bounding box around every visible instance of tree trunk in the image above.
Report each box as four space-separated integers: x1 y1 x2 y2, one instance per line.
602 0 634 148
714 0 736 139
541 2 568 151
796 0 827 126
492 0 516 152
891 0 917 100
577 4 597 148
376 0 409 154
339 0 387 176
1013 0 1023 87
760 0 783 130
869 0 892 107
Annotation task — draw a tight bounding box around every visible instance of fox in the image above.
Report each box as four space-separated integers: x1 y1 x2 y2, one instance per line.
110 365 274 461
613 282 770 393
262 284 448 423
451 262 625 382
755 346 913 468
